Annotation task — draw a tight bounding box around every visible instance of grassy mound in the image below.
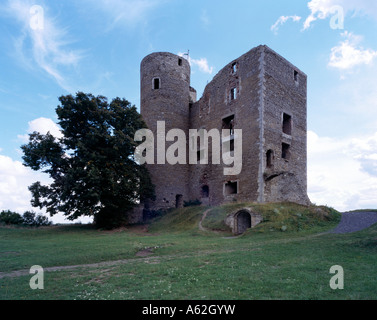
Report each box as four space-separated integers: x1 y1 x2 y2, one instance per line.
202 202 341 234
148 206 205 233
147 202 341 235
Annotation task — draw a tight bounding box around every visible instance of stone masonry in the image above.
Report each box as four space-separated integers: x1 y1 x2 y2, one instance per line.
139 45 311 218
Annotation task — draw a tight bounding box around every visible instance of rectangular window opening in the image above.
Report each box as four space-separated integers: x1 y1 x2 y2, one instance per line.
222 115 235 135
232 62 237 73
225 181 238 196
153 78 160 90
282 113 292 135
178 58 183 66
282 143 291 160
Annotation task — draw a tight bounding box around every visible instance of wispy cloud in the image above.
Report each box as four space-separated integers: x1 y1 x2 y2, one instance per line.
328 31 377 70
303 0 377 30
200 9 210 27
178 53 214 75
3 0 83 91
271 15 301 34
82 0 165 30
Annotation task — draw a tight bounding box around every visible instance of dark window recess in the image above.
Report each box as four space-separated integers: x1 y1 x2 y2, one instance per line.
201 185 209 198
266 149 274 168
178 58 183 66
282 113 292 135
225 181 238 195
175 194 183 208
282 143 291 160
222 115 235 135
232 62 237 73
294 70 298 82
153 78 160 90
230 88 237 100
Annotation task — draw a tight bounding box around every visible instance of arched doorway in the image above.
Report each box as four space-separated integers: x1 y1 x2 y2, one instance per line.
236 210 251 234
201 185 209 198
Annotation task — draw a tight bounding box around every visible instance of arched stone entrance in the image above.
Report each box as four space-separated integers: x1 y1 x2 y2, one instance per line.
224 208 263 235
236 210 252 234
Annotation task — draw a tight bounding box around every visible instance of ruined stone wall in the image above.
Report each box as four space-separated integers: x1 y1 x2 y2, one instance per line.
140 52 191 210
189 46 263 206
138 46 310 215
262 47 310 205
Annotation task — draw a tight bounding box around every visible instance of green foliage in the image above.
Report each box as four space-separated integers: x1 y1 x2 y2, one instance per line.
0 210 51 227
0 210 23 225
183 199 202 207
21 92 155 229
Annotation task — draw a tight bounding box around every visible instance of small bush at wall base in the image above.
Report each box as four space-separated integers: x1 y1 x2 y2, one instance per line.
183 199 202 207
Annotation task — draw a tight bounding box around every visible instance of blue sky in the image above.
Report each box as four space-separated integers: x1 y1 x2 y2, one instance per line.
1 0 377 223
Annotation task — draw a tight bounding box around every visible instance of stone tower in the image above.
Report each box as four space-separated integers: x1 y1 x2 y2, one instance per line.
140 52 192 210
139 46 310 215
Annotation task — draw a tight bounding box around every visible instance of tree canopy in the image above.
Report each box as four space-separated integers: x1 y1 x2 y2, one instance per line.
22 92 155 229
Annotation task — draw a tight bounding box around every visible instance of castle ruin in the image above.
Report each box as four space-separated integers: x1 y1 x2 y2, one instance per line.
139 45 310 217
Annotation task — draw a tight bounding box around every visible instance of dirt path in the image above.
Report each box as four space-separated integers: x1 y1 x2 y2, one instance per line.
329 211 377 234
198 209 211 232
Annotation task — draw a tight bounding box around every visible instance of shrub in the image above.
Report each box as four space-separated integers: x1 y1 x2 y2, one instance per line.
33 214 52 227
22 211 36 226
183 199 202 207
0 210 52 227
0 210 23 225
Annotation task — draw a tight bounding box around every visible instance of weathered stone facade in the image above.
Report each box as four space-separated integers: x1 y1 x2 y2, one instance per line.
140 45 310 215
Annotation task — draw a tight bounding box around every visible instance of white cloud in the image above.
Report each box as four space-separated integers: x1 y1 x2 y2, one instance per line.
82 0 164 29
0 153 91 224
328 31 377 70
18 117 63 143
271 15 301 34
308 130 377 211
0 154 50 213
178 53 214 74
4 0 83 91
303 0 377 30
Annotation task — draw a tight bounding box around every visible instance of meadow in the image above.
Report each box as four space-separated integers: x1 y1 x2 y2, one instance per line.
1 203 376 300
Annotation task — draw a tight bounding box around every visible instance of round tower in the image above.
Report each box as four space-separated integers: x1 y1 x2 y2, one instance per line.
140 52 191 210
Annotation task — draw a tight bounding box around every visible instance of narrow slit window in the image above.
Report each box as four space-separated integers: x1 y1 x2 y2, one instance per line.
282 113 292 135
282 143 291 160
230 88 237 101
153 78 160 90
294 70 298 82
232 62 237 73
266 149 274 168
178 58 183 66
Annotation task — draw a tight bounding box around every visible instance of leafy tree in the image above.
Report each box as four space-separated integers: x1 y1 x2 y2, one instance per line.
21 92 155 229
22 211 36 225
0 210 23 225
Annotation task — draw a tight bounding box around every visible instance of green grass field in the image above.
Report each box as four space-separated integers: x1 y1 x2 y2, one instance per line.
1 203 376 300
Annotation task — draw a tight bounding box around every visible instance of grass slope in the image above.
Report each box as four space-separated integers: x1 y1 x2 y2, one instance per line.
0 203 376 300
